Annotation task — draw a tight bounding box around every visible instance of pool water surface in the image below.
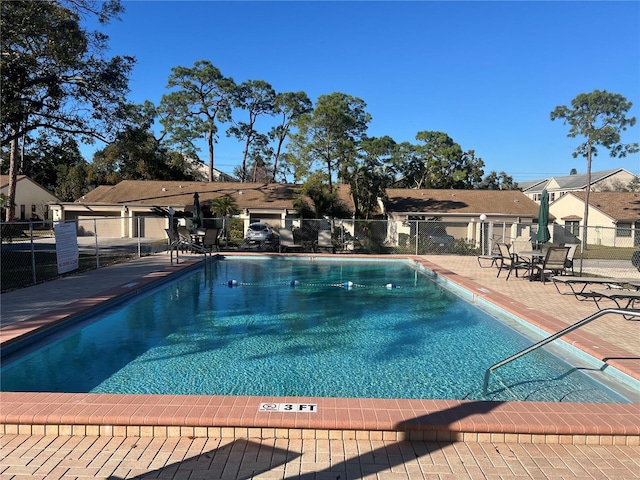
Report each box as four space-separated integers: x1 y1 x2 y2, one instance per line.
0 257 632 402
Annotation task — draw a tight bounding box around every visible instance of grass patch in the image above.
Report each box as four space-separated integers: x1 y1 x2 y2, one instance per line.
578 244 638 261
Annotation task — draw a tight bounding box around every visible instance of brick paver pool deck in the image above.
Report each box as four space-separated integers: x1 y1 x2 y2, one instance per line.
1 252 638 479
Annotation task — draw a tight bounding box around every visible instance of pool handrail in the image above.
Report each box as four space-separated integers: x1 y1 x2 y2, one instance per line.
482 308 640 396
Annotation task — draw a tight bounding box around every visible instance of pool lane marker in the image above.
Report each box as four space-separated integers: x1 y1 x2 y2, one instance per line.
225 279 399 290
259 403 317 412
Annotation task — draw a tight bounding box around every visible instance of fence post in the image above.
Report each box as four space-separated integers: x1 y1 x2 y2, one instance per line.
137 216 141 257
415 220 419 255
93 218 100 268
479 215 486 256
29 222 36 286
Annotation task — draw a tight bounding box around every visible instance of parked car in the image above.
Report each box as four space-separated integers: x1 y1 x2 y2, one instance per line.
245 222 278 243
427 234 455 245
424 225 455 245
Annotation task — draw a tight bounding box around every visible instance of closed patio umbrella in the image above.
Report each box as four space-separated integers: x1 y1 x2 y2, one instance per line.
192 192 201 229
535 189 551 245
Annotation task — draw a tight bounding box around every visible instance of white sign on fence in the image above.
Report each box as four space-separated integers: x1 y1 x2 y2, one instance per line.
54 222 79 274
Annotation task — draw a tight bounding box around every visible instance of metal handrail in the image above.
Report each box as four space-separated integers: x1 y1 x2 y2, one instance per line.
482 308 640 396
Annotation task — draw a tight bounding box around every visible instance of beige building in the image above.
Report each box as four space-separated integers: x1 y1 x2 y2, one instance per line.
0 175 60 221
549 191 640 248
50 181 550 250
381 189 543 249
49 180 355 239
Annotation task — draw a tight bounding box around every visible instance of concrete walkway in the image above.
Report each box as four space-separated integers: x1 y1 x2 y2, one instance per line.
1 253 184 327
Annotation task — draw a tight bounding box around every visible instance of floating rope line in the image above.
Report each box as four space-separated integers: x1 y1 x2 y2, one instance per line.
222 280 401 290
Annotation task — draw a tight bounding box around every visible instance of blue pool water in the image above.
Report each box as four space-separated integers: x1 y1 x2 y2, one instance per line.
0 258 633 402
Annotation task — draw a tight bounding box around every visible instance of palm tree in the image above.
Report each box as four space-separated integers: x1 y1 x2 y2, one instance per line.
210 196 239 246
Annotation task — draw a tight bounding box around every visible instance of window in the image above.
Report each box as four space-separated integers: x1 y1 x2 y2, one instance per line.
616 222 632 238
565 220 580 236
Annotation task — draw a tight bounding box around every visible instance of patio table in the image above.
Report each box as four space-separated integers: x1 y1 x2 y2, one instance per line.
190 231 205 245
517 250 546 281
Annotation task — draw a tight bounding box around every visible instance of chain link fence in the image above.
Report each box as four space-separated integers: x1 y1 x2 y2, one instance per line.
2 216 639 291
1 217 168 292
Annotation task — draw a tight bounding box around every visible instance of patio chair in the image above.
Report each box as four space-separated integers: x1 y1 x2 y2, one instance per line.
177 226 190 240
562 243 579 275
496 243 530 280
175 226 192 252
511 239 532 256
278 228 303 253
201 228 221 251
317 230 335 253
529 246 570 284
165 228 211 255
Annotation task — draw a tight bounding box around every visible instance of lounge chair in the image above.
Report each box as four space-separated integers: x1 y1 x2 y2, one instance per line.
317 230 335 253
278 228 303 253
529 246 570 284
552 276 638 299
589 288 640 310
477 245 500 268
495 243 530 280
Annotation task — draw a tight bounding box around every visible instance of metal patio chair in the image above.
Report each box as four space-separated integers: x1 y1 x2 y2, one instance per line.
495 243 530 280
530 246 570 284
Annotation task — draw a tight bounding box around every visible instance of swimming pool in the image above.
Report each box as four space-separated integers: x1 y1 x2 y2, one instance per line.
1 257 634 403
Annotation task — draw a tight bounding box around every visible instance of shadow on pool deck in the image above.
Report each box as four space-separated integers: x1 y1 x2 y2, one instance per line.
106 402 502 480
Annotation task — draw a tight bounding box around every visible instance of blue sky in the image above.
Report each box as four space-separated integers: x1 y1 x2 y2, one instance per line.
88 1 640 182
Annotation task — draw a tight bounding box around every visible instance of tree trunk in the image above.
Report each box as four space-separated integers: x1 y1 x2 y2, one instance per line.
242 138 250 183
271 137 285 183
207 129 214 182
5 134 19 222
581 143 592 255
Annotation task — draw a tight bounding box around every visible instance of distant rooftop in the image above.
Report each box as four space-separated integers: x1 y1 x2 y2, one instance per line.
520 168 633 194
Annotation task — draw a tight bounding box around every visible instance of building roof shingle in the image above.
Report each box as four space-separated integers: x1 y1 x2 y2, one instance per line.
570 191 640 222
76 180 356 213
384 189 541 217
